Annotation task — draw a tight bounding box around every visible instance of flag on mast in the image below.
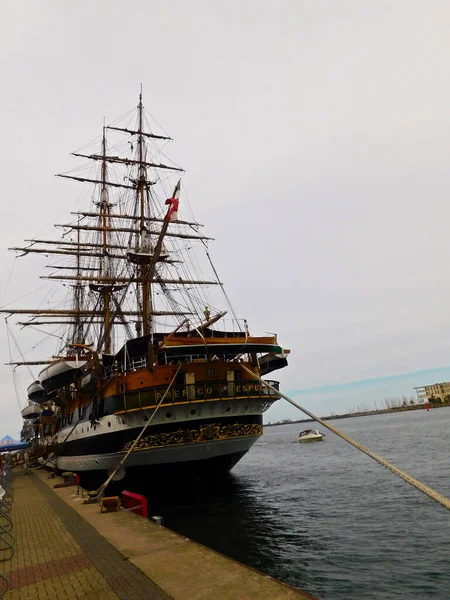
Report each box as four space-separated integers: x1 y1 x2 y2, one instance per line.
165 180 181 221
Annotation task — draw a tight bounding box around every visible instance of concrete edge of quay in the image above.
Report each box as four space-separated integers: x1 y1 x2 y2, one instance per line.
32 468 317 599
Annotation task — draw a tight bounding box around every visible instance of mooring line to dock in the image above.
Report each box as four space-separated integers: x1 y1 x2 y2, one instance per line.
85 364 182 503
241 365 450 512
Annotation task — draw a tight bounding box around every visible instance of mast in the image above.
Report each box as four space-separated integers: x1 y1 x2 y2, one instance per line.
137 90 152 337
100 124 112 353
5 93 235 350
73 219 84 344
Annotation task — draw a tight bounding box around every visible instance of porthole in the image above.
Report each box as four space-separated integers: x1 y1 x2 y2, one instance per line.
226 407 231 412
108 422 111 427
166 412 172 418
190 410 196 416
140 380 144 385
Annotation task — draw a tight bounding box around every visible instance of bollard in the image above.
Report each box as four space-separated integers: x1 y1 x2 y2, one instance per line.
100 497 121 513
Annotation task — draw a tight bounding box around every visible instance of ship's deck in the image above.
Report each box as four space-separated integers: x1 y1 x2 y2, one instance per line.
3 468 316 600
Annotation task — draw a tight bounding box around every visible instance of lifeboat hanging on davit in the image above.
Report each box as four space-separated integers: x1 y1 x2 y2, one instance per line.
38 357 87 394
27 380 46 402
21 402 42 420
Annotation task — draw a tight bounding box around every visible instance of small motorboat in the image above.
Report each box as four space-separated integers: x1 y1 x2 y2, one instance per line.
298 429 324 443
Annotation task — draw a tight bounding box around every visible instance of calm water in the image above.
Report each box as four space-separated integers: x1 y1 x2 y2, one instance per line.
137 408 450 599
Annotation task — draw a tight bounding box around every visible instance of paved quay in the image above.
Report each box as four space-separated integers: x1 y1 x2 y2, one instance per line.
3 469 316 600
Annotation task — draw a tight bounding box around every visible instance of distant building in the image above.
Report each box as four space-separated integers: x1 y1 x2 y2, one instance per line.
414 382 450 403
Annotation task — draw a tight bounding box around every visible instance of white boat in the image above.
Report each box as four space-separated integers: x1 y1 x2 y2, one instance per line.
38 358 87 393
21 403 41 420
27 380 46 402
298 429 324 442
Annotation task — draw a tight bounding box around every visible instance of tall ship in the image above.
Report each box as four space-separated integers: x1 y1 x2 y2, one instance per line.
3 93 289 481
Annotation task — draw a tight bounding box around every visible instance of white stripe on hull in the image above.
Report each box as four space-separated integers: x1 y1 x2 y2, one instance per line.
56 435 258 471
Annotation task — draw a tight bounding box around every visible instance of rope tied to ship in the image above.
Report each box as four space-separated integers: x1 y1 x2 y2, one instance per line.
84 364 182 504
240 365 450 513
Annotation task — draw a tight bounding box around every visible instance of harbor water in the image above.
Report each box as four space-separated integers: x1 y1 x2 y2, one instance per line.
143 407 450 599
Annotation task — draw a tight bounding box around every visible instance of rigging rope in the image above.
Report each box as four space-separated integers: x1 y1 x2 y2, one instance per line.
1 259 16 309
201 240 240 325
25 325 65 343
0 282 48 311
84 364 182 503
6 320 35 382
240 365 450 513
6 320 25 414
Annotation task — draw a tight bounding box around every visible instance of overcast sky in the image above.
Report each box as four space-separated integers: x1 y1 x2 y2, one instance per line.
2 1 450 434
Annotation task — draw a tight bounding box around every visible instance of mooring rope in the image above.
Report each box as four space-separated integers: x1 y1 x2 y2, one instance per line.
240 365 450 512
84 364 182 503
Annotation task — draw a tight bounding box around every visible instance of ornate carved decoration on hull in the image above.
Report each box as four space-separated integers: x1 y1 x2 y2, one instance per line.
121 422 263 452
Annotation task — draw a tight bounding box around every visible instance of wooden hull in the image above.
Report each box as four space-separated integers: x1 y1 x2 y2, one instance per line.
52 389 271 477
37 359 281 479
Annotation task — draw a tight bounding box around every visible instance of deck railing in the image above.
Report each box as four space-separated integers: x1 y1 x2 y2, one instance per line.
0 459 14 596
105 354 274 377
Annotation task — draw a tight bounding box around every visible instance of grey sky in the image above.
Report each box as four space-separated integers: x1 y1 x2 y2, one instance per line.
1 1 450 433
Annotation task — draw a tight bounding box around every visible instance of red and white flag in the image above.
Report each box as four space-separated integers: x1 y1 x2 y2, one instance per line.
165 180 181 221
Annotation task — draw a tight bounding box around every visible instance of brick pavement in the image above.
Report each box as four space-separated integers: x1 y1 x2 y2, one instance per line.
3 471 172 600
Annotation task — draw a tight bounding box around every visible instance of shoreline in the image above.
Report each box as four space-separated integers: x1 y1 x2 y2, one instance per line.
265 402 450 426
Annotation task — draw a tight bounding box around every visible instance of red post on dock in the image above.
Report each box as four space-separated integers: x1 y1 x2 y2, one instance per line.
121 490 148 518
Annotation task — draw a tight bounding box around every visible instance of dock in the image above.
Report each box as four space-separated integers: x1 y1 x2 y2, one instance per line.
2 469 316 599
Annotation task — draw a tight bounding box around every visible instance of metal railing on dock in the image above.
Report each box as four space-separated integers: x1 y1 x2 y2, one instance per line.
0 457 15 596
